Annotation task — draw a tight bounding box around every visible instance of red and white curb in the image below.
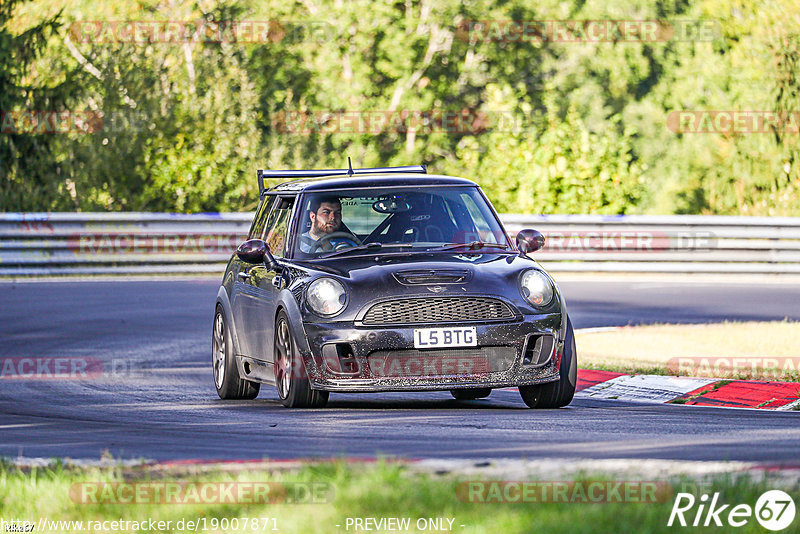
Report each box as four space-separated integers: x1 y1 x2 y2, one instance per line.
576 369 800 410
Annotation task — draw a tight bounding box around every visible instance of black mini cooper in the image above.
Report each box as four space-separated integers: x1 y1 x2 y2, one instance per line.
212 165 576 408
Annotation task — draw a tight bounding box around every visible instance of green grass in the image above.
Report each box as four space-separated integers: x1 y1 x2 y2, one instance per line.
579 361 675 376
0 460 797 533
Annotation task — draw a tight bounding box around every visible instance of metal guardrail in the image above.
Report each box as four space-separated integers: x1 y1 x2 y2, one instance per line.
502 214 800 274
1 212 799 275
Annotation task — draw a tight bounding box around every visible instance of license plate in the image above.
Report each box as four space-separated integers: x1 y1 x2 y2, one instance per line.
413 327 477 349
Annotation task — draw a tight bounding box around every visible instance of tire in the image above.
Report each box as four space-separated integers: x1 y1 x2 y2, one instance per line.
273 310 329 408
518 316 577 408
450 388 492 400
212 306 260 400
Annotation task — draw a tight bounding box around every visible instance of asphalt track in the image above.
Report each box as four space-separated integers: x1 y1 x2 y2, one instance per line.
1 278 799 463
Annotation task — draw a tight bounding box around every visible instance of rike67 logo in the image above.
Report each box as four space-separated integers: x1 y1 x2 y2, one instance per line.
668 490 796 531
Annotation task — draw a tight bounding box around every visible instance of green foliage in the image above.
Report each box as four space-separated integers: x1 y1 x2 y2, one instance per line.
48 2 264 211
0 0 85 210
449 103 646 214
2 0 800 214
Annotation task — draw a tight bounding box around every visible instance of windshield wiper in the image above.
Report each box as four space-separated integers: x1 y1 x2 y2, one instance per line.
429 241 510 252
318 242 414 259
318 241 508 259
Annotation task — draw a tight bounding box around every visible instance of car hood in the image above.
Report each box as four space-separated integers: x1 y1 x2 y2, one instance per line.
299 251 532 279
293 252 558 319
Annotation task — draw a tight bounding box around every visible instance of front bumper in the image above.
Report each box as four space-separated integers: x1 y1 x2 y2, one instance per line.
298 313 563 392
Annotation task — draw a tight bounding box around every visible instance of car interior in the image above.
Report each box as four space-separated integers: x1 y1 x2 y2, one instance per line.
298 192 483 252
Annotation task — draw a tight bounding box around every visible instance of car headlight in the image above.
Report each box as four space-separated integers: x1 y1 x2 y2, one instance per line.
519 269 554 307
306 278 347 316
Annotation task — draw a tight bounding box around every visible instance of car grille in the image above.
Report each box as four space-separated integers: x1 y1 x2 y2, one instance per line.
362 297 515 325
367 346 516 377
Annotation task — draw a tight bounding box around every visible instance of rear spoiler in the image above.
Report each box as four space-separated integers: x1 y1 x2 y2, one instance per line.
257 164 427 197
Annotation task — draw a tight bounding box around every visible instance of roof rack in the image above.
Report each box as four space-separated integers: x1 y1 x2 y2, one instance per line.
257 164 427 197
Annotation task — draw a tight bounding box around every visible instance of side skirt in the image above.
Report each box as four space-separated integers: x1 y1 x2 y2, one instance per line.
235 355 275 386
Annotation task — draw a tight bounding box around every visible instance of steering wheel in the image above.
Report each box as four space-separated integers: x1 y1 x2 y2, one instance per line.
312 231 362 252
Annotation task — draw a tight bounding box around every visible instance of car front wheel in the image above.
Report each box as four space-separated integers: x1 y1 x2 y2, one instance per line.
212 307 260 400
518 316 577 408
274 310 329 408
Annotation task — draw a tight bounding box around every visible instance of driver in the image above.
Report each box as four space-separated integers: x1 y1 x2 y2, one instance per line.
299 196 358 253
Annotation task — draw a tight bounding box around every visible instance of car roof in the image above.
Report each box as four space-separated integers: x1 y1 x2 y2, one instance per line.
267 173 477 194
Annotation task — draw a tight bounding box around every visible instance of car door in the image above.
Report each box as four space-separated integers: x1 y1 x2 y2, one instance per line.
231 195 274 358
235 196 296 363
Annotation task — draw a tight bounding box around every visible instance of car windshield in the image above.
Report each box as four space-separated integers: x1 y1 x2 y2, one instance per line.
293 186 510 258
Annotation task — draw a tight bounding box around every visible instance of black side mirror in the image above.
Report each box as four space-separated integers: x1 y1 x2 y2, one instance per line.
236 239 275 266
516 229 546 254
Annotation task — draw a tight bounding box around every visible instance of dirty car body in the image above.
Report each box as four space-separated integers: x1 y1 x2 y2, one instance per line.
213 165 577 408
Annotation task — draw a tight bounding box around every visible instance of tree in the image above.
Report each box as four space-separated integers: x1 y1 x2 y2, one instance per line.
0 0 85 210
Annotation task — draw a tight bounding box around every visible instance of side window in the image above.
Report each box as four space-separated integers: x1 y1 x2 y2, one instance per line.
264 197 295 257
248 196 276 240
460 193 500 244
